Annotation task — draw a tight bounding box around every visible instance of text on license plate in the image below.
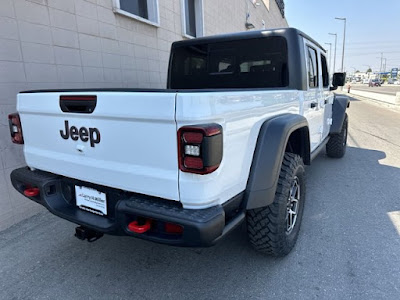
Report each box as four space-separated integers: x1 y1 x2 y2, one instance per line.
75 186 107 216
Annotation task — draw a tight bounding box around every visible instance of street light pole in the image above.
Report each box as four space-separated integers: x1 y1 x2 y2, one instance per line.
335 17 347 73
328 33 337 73
325 42 332 75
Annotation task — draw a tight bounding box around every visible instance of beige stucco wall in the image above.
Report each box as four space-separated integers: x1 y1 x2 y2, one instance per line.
204 0 287 36
0 0 288 230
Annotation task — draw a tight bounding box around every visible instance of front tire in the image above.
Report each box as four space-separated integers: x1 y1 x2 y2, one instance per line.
247 153 306 256
326 113 348 158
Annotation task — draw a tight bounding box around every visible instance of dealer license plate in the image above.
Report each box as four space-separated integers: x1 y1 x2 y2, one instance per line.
75 186 107 216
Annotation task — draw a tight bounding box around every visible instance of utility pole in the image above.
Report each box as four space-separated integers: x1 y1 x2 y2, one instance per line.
325 42 332 75
328 33 337 73
335 17 347 72
376 54 388 79
379 52 383 80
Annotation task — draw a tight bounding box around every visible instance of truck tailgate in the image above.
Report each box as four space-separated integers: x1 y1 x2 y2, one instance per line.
17 91 179 201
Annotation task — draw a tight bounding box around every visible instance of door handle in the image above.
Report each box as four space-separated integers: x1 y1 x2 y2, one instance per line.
324 99 329 105
310 102 317 108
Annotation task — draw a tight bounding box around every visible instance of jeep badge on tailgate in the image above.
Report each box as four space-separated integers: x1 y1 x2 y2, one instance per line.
60 120 100 147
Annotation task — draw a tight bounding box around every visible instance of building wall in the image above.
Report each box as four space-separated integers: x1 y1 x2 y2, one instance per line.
0 0 288 230
204 0 287 36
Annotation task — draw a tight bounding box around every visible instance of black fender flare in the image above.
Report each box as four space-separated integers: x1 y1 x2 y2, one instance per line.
330 95 350 134
244 114 310 210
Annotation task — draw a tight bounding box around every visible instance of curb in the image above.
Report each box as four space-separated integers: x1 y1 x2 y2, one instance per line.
340 92 400 110
348 89 400 106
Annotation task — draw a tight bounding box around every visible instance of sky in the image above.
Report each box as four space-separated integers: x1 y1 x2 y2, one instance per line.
285 0 400 74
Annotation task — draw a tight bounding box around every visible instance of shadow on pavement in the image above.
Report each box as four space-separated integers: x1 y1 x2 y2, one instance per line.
0 146 399 299
336 93 360 102
347 95 361 101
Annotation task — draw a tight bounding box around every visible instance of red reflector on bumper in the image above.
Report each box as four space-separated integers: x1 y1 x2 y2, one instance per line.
165 223 184 234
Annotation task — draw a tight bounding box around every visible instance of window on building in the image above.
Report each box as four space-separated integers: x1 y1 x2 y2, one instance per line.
182 0 204 38
262 0 270 10
321 54 329 87
114 0 159 26
307 46 318 88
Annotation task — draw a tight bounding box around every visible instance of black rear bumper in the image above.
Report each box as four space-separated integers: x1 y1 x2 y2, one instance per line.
10 167 244 247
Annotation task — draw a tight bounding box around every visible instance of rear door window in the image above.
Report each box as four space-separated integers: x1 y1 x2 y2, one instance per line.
306 46 318 88
320 54 329 88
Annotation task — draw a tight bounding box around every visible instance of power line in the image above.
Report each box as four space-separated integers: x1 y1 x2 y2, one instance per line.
345 45 400 50
345 51 400 56
345 40 400 45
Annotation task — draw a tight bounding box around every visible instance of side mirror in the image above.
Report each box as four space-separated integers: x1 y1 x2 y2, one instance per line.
332 72 346 87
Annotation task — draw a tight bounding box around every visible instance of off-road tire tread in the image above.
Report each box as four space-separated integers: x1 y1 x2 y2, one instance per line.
247 153 304 256
326 114 348 158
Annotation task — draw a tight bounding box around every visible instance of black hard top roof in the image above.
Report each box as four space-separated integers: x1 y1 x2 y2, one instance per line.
172 27 326 53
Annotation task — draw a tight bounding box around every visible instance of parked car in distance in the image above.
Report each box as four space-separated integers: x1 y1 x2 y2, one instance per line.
362 78 369 84
388 78 398 84
369 79 381 87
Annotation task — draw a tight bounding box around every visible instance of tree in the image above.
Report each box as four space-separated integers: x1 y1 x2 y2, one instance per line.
366 68 372 73
356 70 360 73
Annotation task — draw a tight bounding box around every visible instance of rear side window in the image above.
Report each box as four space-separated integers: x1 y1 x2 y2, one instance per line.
307 46 318 88
169 37 288 89
321 54 329 87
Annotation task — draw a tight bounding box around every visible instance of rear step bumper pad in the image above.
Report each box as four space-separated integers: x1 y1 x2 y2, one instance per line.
10 167 239 247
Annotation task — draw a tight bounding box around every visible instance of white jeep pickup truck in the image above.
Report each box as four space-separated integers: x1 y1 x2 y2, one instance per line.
9 28 348 256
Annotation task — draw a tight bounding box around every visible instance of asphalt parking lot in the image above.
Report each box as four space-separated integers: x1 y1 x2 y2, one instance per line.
0 95 399 300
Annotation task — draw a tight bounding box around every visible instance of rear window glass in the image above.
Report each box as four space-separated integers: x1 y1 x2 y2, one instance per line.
169 37 288 89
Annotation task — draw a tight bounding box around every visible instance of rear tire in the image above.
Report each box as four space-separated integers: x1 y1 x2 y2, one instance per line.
326 113 348 158
246 153 306 256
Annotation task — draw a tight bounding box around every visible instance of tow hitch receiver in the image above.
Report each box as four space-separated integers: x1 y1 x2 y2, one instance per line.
75 226 103 242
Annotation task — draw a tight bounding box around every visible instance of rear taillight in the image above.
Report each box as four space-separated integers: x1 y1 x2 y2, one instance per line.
177 124 223 175
8 113 24 144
